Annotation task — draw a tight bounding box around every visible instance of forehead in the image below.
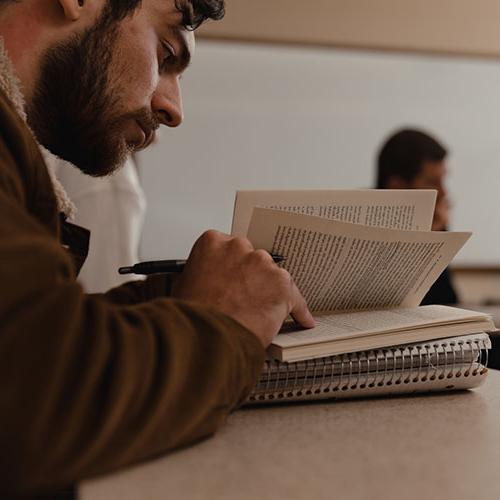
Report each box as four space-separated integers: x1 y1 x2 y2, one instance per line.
141 0 195 45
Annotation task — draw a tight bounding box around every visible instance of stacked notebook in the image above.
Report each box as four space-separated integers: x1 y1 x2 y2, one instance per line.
247 333 490 404
230 190 495 404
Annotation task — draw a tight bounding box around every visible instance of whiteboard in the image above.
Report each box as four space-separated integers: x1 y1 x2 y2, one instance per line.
138 41 500 265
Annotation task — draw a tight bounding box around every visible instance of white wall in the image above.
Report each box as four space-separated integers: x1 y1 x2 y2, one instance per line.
138 41 500 265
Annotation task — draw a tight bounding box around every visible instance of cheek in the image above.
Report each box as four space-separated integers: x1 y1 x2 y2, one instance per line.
112 35 159 108
118 59 158 107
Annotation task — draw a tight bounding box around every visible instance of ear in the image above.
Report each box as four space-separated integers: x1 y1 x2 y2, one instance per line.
385 176 409 189
58 0 85 21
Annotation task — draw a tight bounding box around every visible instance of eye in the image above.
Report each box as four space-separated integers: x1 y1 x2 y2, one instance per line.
160 41 176 70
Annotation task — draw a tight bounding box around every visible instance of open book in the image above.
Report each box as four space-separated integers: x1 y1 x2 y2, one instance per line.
232 190 495 362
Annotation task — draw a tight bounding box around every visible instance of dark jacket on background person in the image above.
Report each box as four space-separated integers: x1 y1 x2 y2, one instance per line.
0 83 264 497
420 267 458 305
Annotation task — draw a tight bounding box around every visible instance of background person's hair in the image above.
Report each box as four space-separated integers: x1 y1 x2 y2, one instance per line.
376 128 447 188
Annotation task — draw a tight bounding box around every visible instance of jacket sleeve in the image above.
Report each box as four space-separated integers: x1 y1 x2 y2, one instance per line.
97 273 175 304
0 153 265 496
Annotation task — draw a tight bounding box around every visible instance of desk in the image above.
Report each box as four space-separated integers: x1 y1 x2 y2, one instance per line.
81 370 500 500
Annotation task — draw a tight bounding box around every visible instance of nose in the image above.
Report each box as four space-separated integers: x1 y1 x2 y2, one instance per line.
151 76 183 128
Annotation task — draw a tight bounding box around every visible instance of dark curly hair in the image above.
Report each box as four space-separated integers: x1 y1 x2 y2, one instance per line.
107 0 225 28
0 0 225 29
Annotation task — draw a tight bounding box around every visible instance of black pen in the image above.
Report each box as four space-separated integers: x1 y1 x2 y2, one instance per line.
118 254 286 275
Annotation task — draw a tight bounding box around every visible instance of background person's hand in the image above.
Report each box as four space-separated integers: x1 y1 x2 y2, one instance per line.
432 196 451 231
171 230 315 348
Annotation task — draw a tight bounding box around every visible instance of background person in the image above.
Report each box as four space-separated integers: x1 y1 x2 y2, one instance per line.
376 127 459 305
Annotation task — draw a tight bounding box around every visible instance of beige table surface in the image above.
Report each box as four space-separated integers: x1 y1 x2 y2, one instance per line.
81 370 500 500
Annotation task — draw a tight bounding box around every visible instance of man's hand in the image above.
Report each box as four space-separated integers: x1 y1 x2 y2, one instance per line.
171 230 315 348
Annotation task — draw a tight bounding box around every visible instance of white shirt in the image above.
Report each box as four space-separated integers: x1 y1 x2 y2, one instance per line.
53 157 147 293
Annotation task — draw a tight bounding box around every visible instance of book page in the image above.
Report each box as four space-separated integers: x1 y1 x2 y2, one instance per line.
247 208 470 312
274 306 493 348
232 189 437 236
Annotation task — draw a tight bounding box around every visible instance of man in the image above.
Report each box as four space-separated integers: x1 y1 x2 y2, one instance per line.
376 128 459 305
0 1 315 497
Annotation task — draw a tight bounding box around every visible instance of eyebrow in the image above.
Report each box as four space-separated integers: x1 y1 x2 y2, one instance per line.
167 25 192 72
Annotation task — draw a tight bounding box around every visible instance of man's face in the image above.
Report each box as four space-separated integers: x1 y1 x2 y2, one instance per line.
410 160 450 231
27 0 194 176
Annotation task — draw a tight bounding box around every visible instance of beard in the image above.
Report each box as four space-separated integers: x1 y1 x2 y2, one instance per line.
26 11 159 177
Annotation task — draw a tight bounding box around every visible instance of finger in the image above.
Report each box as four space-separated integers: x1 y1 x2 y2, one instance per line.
199 229 232 244
228 235 255 254
189 230 232 258
252 248 274 263
289 281 316 329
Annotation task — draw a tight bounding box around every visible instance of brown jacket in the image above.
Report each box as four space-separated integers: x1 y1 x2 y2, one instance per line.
0 88 265 497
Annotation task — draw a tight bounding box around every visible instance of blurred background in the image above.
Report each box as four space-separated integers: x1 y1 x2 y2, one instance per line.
136 0 500 305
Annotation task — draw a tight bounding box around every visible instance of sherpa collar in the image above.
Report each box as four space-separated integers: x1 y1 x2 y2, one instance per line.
0 38 76 219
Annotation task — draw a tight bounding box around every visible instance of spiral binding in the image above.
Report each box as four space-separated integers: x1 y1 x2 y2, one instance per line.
247 334 491 404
